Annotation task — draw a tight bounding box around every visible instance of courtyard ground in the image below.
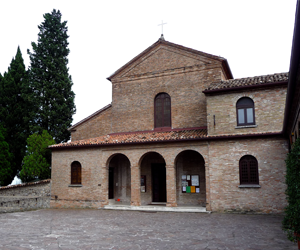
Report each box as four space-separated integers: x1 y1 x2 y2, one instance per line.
0 209 297 250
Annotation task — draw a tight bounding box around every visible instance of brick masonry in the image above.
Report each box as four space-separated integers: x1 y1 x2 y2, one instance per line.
206 86 287 136
71 106 112 141
51 39 289 214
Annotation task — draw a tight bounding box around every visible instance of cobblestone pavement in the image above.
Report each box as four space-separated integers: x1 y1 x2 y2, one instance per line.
0 209 297 250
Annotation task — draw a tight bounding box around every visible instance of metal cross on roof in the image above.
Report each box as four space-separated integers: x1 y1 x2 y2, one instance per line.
158 20 167 35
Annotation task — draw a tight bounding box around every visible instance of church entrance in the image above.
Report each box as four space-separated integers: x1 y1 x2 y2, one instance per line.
140 152 167 205
108 154 131 204
151 163 166 202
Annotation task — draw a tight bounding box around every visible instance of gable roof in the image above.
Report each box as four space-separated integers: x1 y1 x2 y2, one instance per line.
203 72 288 94
107 38 233 81
68 104 112 131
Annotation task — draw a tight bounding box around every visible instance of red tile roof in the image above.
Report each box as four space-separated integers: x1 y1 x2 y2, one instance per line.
50 128 208 148
50 128 283 149
204 72 288 92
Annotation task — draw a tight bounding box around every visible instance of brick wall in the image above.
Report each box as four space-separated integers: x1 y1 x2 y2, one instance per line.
208 137 288 213
51 138 288 213
108 44 228 134
71 106 112 141
206 86 287 136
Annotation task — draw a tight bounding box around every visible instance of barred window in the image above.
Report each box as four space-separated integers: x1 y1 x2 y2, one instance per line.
239 155 259 185
155 93 171 128
71 161 82 185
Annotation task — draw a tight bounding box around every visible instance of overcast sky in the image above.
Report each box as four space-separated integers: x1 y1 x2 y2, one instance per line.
0 0 297 125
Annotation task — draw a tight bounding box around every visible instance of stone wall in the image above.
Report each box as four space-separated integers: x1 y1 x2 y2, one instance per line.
206 86 287 136
0 180 51 213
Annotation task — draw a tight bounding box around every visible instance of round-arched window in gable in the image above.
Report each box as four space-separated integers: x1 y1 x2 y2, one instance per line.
154 93 171 128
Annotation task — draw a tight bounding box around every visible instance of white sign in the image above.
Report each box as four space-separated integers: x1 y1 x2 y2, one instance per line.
191 175 199 186
182 181 188 187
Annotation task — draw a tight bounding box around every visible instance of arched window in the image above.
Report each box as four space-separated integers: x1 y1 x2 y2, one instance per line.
239 155 259 185
236 97 255 126
71 161 82 185
154 93 171 128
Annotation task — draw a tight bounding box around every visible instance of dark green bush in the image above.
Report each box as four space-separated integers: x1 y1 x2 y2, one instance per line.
283 137 300 242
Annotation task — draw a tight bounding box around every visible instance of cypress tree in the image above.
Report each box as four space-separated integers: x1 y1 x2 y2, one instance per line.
0 125 12 186
0 47 31 185
27 9 76 143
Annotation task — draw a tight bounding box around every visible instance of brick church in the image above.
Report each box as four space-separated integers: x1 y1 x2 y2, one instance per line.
50 35 289 213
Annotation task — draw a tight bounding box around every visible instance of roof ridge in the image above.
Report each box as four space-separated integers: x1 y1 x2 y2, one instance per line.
220 72 288 83
205 72 288 92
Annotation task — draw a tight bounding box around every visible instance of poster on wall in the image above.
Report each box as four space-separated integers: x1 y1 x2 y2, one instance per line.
191 175 199 186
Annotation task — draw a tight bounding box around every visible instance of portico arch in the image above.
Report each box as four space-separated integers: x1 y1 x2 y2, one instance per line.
107 153 131 205
175 150 206 206
139 152 167 205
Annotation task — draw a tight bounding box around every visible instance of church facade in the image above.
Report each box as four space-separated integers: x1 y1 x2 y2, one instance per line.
50 37 288 213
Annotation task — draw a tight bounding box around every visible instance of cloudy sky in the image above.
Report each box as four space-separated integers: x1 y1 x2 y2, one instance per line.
0 0 297 125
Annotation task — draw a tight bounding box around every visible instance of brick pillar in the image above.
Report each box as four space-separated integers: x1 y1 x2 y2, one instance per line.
166 164 177 207
101 166 109 206
205 163 211 211
131 165 141 206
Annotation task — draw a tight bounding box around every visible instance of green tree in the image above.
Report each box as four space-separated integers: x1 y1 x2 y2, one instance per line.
27 9 76 143
282 138 300 243
0 125 13 186
20 130 55 182
0 47 32 185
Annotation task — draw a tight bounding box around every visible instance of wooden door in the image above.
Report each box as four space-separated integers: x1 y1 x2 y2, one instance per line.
152 164 166 202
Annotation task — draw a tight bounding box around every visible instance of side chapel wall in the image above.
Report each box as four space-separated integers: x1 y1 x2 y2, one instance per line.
206 86 287 136
208 137 288 213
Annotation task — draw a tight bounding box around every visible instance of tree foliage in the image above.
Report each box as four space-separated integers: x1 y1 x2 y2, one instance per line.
20 130 55 182
0 47 32 185
282 138 300 243
27 9 76 144
0 125 13 186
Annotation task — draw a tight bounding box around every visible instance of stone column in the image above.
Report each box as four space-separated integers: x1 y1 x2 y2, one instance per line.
130 165 141 206
166 164 177 207
100 166 109 206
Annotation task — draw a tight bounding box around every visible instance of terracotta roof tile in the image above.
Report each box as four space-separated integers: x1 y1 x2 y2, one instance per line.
50 128 208 148
205 72 288 92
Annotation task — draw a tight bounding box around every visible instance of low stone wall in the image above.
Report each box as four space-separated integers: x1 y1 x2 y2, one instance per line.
0 179 51 213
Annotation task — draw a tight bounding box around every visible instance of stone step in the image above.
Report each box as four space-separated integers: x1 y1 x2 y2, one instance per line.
103 205 210 213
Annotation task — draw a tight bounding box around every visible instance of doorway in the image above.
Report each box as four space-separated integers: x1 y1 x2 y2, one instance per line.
108 167 114 199
152 163 166 202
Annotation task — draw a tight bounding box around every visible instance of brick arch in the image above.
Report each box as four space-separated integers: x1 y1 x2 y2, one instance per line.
174 149 205 166
105 152 132 168
138 151 167 168
169 148 208 166
174 149 206 207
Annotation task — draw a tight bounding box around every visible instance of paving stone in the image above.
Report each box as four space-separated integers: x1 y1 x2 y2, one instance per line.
0 209 297 250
